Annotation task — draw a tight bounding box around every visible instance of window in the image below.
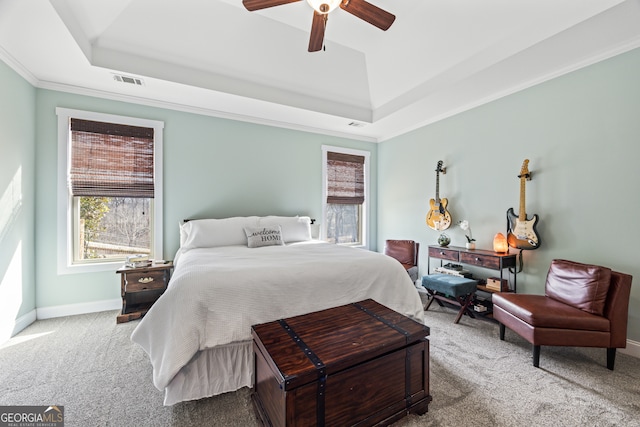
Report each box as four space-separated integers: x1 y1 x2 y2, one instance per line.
321 146 369 247
57 108 164 274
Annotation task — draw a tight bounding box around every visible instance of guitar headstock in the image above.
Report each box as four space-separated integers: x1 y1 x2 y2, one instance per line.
436 160 446 174
518 159 531 180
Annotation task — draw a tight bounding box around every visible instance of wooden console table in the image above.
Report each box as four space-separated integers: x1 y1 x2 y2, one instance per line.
426 245 518 318
427 245 518 292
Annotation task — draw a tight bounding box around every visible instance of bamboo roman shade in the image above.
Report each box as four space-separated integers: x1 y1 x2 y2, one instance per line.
69 119 155 198
326 151 365 204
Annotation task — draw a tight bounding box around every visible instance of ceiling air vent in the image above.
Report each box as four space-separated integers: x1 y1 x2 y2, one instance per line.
113 74 144 86
348 121 366 128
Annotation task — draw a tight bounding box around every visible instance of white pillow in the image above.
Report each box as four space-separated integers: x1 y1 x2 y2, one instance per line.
258 216 312 243
179 221 189 247
244 226 284 248
180 216 260 249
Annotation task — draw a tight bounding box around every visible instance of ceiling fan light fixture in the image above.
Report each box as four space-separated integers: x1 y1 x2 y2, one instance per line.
306 0 340 14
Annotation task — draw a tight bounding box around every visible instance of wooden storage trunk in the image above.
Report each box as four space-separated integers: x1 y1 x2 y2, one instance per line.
251 299 431 426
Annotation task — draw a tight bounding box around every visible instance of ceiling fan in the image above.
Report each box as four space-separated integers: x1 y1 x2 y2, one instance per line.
242 0 395 52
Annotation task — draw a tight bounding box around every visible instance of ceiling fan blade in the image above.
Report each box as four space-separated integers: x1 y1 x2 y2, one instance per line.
242 0 301 12
308 11 327 52
340 0 395 30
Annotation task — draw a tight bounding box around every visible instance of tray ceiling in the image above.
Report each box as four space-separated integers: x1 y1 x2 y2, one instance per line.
1 0 639 141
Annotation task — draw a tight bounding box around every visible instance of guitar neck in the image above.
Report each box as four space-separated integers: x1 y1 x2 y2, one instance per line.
519 177 526 221
435 172 440 203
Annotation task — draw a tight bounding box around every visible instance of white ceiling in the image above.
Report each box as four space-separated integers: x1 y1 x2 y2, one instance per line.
1 0 639 142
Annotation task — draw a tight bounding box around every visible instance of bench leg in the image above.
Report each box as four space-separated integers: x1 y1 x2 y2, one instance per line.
453 294 475 324
424 292 435 311
426 290 475 323
499 323 505 340
424 290 445 311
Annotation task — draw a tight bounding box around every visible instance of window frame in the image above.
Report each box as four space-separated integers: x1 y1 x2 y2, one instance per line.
321 145 370 249
56 108 164 274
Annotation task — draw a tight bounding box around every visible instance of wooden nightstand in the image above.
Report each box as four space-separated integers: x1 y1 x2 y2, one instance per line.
116 262 173 323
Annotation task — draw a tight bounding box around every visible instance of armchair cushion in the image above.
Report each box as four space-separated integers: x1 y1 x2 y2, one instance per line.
493 294 610 332
406 266 419 283
545 259 611 316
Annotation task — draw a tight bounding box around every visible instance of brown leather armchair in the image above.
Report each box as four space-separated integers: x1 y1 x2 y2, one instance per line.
493 259 632 370
384 240 420 282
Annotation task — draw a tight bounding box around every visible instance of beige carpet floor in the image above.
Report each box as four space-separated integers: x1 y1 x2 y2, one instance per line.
1 305 639 426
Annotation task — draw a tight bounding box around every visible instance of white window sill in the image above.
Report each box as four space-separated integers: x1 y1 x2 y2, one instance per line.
58 260 123 275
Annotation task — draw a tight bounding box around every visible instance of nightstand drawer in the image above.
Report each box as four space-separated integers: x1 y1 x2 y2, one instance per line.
428 246 460 262
124 270 168 292
459 252 501 270
117 262 173 323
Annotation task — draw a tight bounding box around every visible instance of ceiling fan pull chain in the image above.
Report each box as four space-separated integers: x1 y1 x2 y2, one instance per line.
323 14 328 51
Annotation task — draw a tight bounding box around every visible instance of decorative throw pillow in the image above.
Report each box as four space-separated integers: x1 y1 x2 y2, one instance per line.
244 226 285 248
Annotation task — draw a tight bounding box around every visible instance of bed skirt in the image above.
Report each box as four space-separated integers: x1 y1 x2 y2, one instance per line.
164 340 254 406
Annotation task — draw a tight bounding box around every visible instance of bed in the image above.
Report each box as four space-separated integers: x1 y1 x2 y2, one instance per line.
131 216 425 405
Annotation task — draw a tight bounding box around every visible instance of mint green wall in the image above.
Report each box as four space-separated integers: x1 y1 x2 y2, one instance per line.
0 60 36 330
33 89 377 308
3 46 639 346
378 47 640 342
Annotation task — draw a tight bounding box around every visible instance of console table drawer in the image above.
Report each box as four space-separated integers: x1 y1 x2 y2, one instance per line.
428 246 460 262
459 252 501 270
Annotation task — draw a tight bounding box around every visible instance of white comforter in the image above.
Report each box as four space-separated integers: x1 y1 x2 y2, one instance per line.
131 241 424 393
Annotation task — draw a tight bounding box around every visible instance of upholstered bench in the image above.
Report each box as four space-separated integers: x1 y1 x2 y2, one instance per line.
422 274 478 324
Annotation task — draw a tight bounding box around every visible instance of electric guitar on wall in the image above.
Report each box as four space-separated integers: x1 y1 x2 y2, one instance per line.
507 159 540 250
426 160 451 231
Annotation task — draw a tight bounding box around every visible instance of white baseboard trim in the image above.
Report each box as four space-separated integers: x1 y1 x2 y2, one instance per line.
36 299 121 320
1 309 37 344
620 339 640 359
14 309 37 334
